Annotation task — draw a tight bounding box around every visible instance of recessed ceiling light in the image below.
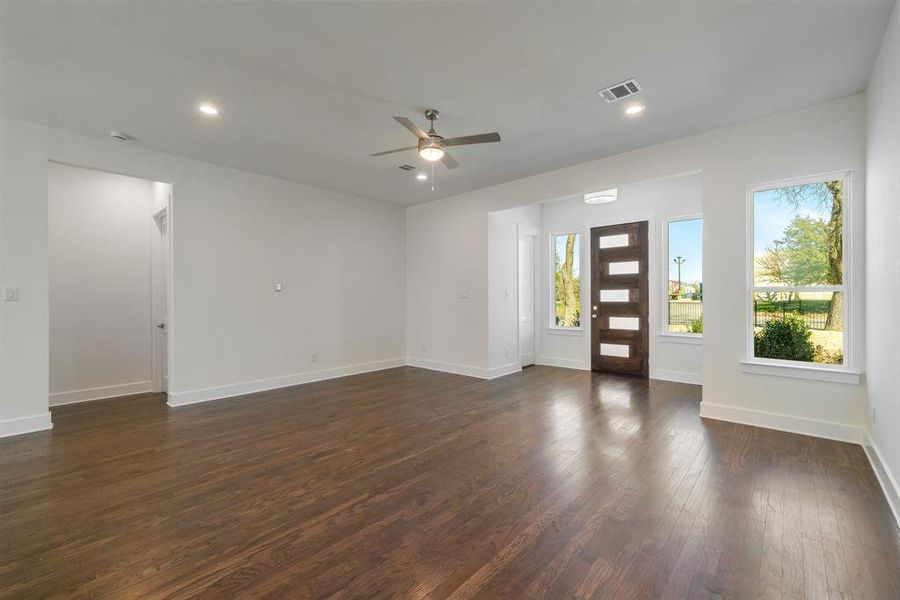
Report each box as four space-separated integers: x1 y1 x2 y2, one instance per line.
584 188 618 204
625 104 645 116
197 103 220 116
416 173 428 181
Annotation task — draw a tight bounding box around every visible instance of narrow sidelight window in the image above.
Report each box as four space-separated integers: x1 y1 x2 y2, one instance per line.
552 233 581 327
665 217 703 335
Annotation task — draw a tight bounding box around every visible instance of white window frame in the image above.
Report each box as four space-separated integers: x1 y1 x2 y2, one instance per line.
547 231 583 333
743 170 859 384
661 214 703 341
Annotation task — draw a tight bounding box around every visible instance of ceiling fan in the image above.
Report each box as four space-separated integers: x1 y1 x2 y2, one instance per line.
370 109 501 169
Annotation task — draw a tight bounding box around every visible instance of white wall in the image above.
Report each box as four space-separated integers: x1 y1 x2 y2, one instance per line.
0 117 406 432
151 180 169 215
406 198 488 373
49 163 154 404
407 94 867 441
865 0 900 512
537 173 702 384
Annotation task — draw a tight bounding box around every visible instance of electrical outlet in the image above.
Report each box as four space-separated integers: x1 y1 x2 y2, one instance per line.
4 288 18 302
871 402 877 424
504 348 509 358
311 353 318 363
274 281 283 292
421 345 427 354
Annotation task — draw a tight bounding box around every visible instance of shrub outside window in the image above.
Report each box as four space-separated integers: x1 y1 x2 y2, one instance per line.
749 173 849 367
552 233 580 328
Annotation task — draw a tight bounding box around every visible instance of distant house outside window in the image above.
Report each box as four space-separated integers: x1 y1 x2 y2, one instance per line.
552 233 580 327
666 217 703 335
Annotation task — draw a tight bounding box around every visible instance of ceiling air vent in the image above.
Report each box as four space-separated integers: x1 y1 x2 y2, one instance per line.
398 164 416 171
597 79 642 103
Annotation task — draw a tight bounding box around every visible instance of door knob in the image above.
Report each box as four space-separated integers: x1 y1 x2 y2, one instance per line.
591 314 598 319
156 323 166 329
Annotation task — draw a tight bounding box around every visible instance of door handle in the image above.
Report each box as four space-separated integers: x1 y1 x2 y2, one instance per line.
156 323 166 330
591 314 598 319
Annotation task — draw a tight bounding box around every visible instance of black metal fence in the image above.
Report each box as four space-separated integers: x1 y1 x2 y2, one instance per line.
668 301 702 327
753 305 828 330
669 300 830 330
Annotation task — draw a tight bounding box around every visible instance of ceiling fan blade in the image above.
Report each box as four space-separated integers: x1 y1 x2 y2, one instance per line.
393 116 430 139
441 152 459 169
370 145 417 157
443 132 501 147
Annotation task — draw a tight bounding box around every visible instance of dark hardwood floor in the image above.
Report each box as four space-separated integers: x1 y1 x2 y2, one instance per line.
1 366 898 599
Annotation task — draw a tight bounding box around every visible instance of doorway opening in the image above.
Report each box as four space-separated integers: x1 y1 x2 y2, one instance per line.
518 225 540 367
151 207 169 393
48 162 172 406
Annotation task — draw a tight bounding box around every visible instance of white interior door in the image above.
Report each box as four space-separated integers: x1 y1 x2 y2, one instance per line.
518 234 536 366
152 210 168 392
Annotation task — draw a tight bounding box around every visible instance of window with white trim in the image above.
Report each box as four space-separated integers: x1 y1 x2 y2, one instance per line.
749 173 849 367
552 233 581 328
665 217 703 335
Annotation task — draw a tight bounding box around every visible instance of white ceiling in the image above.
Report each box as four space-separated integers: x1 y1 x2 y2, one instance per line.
0 1 893 205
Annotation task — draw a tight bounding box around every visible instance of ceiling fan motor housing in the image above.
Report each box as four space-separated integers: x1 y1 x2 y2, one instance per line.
418 134 444 152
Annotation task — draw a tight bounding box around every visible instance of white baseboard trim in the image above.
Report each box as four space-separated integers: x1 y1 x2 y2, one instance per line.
537 356 590 370
405 357 491 379
487 362 522 380
651 368 703 386
405 358 522 380
50 380 153 406
0 412 53 438
699 402 865 444
167 358 406 407
862 435 900 530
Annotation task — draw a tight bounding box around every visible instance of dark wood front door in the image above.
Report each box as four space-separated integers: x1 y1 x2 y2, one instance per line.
590 221 649 376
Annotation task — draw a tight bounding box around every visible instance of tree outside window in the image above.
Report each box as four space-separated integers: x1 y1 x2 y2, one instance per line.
553 233 580 327
752 176 846 365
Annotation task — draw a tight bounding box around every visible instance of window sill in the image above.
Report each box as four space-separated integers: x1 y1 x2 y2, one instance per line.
546 327 583 337
659 333 702 345
740 361 861 385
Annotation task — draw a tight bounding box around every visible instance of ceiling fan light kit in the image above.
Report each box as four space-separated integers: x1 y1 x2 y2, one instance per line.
418 140 445 162
371 108 501 170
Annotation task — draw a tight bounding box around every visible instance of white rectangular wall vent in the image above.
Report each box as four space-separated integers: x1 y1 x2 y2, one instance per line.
598 79 642 103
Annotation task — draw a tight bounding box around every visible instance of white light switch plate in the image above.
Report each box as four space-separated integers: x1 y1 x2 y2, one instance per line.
273 282 283 292
4 288 18 301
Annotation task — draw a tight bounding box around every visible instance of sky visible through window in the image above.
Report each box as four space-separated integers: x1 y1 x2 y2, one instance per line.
668 219 702 283
754 188 832 256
